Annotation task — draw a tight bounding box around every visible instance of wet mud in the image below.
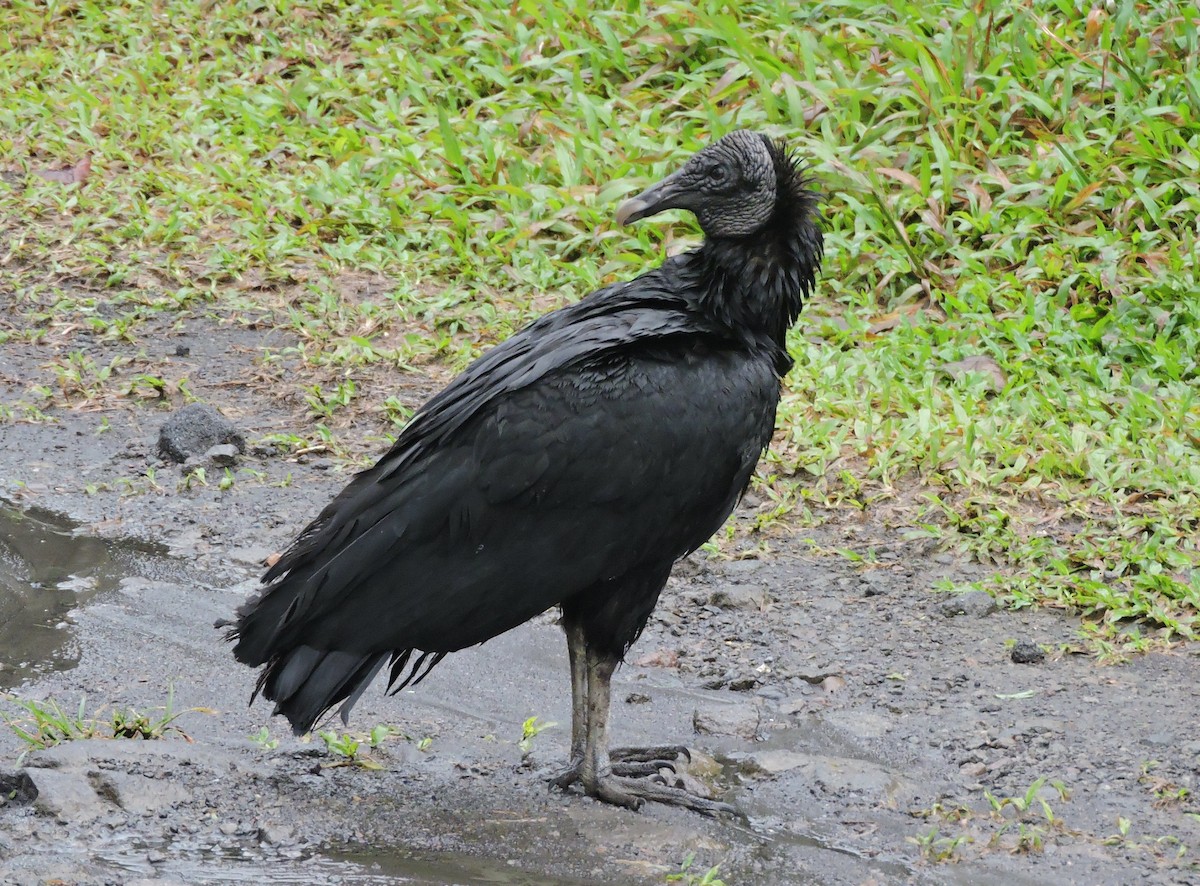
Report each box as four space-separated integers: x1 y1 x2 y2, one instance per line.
1 314 1197 885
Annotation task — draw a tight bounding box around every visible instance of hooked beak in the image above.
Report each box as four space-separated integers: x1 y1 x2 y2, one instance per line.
615 169 689 226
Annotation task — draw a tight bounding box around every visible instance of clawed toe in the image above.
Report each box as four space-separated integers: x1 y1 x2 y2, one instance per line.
549 751 736 817
611 759 674 777
607 744 689 777
548 756 583 790
609 744 691 764
592 773 736 817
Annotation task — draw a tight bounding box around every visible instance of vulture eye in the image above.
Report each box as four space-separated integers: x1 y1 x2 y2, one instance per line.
704 164 727 185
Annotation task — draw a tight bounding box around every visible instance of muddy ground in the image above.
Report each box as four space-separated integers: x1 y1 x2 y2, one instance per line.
0 311 1198 886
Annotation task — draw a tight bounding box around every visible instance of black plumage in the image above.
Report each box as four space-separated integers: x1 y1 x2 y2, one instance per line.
223 130 823 813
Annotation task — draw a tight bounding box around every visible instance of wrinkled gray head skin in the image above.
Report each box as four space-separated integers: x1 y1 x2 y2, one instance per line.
616 130 778 238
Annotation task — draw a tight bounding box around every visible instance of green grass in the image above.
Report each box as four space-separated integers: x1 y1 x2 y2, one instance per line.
2 688 195 763
1 0 1197 653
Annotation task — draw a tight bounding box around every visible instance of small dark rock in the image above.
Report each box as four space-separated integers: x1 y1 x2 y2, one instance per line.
1010 641 1045 664
939 591 998 619
625 692 651 705
158 403 245 464
205 443 240 467
174 344 191 357
0 771 36 807
860 572 892 596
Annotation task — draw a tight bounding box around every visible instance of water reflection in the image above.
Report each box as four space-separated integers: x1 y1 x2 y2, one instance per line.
0 504 165 687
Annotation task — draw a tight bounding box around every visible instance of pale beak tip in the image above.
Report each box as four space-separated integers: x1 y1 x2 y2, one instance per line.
615 197 647 227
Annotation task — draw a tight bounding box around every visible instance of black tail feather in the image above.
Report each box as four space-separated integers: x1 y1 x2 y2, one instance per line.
254 645 388 735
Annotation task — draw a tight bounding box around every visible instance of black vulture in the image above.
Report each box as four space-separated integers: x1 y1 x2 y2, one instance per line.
222 130 823 814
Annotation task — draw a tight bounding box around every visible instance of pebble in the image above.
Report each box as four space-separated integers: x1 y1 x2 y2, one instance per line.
205 443 240 467
158 402 245 463
1010 641 1045 664
860 572 892 596
708 585 769 610
938 591 998 618
693 702 762 739
959 762 987 779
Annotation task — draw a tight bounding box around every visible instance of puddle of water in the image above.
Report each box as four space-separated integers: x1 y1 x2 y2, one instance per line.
0 503 170 688
90 837 605 885
325 846 606 885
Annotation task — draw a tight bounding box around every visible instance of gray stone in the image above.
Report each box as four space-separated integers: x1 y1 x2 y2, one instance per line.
823 710 893 740
27 736 260 778
707 585 769 611
737 750 924 803
94 771 189 815
720 558 763 577
1010 640 1045 664
693 702 762 739
959 761 987 779
25 768 108 823
258 823 295 845
158 403 245 464
205 443 240 467
743 750 808 774
778 697 806 716
938 590 998 618
229 546 274 568
860 572 894 596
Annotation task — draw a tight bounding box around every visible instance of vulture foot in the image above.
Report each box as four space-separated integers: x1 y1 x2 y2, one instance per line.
589 772 737 817
549 745 687 788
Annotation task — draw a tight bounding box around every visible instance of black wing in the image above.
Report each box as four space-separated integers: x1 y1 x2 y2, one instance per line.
227 279 780 730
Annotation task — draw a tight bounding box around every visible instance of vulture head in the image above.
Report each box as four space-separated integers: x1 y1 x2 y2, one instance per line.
616 130 795 239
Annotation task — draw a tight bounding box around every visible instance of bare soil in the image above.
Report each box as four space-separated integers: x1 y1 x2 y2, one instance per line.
1 311 1197 885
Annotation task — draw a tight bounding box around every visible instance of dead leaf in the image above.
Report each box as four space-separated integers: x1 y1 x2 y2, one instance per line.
920 208 947 237
1064 180 1105 214
875 166 923 192
962 179 993 213
33 154 91 185
941 355 1007 392
867 302 926 335
710 61 747 97
1085 6 1106 46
